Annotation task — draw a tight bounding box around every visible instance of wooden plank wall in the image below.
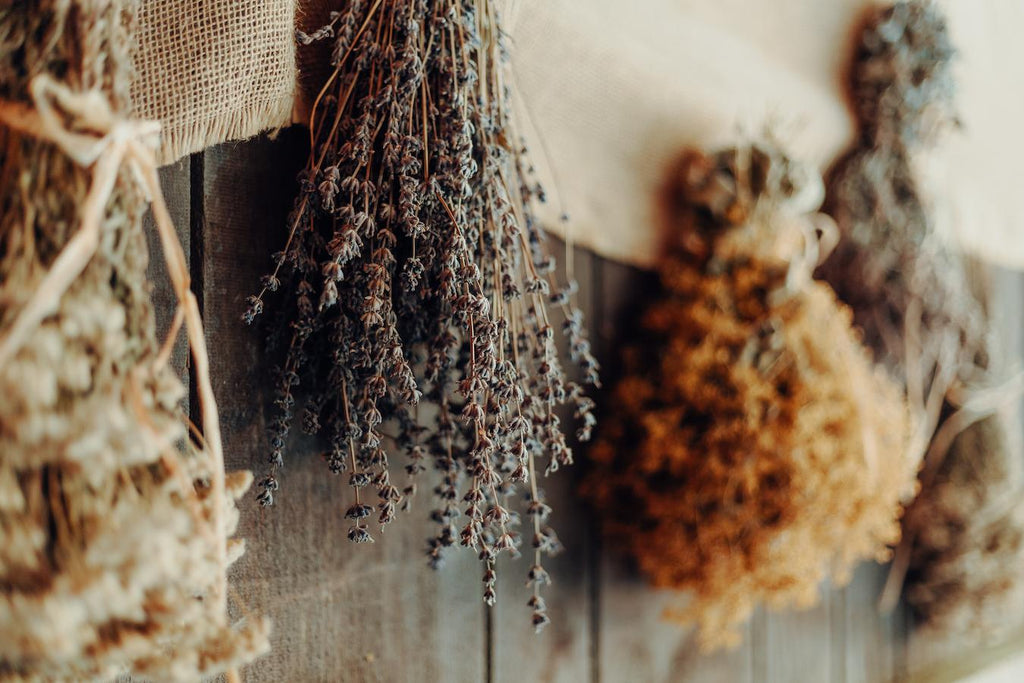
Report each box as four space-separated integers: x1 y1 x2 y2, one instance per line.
151 132 936 682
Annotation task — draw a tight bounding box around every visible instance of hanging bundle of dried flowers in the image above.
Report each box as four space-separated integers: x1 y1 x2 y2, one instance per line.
820 0 985 420
0 2 267 679
583 143 918 651
244 0 597 629
905 414 1024 644
819 0 1024 641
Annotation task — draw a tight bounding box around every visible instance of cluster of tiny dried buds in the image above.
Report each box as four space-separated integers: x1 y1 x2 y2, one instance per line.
246 0 597 630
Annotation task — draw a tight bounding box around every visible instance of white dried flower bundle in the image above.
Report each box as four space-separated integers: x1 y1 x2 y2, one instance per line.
0 2 267 679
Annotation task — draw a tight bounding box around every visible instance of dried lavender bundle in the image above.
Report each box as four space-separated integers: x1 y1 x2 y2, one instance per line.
245 0 597 629
0 2 267 679
821 0 986 424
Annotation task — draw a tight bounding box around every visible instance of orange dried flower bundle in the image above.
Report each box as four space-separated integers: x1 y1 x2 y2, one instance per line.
584 143 919 651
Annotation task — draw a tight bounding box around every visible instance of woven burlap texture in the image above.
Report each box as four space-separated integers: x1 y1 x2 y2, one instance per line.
132 0 296 164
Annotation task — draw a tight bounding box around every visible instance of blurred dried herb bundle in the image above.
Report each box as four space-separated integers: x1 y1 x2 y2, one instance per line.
822 0 983 399
818 0 1024 637
584 143 918 651
245 0 597 628
0 1 267 679
906 414 1024 644
820 0 985 467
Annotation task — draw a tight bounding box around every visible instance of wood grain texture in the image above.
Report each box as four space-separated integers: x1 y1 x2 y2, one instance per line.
598 558 754 683
757 587 834 682
200 134 485 683
843 564 897 683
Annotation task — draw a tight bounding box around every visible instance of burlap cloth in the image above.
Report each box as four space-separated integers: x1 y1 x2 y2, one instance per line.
132 0 297 164
132 0 1024 269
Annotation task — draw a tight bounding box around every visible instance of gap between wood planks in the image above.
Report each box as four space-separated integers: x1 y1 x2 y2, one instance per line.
188 151 205 435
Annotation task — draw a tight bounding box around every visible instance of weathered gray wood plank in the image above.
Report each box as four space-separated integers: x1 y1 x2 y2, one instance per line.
599 560 755 683
200 134 486 683
843 564 897 683
144 158 190 378
757 586 834 682
831 583 849 683
493 242 597 683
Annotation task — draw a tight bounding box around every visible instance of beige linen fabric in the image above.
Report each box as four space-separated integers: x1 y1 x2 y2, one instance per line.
923 0 1024 271
506 0 871 268
132 0 297 164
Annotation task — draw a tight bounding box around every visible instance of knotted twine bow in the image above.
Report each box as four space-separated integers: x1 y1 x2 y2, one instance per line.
0 75 237 679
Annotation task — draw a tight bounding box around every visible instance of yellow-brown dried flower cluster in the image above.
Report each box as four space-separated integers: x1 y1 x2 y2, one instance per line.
584 145 919 651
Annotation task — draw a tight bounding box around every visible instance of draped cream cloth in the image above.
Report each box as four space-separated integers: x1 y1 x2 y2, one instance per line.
506 0 867 267
131 0 1024 269
922 0 1024 271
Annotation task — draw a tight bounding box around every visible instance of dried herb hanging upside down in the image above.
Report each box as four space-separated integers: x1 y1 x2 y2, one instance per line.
245 0 597 628
583 144 919 651
819 1 1022 642
0 1 267 679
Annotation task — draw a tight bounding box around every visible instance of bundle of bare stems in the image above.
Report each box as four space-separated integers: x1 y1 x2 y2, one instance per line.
245 0 598 629
0 2 267 679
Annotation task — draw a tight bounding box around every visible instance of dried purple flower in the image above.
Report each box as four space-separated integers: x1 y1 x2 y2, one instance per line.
245 0 596 628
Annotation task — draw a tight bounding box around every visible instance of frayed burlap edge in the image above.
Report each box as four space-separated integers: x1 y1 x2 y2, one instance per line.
132 0 297 165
